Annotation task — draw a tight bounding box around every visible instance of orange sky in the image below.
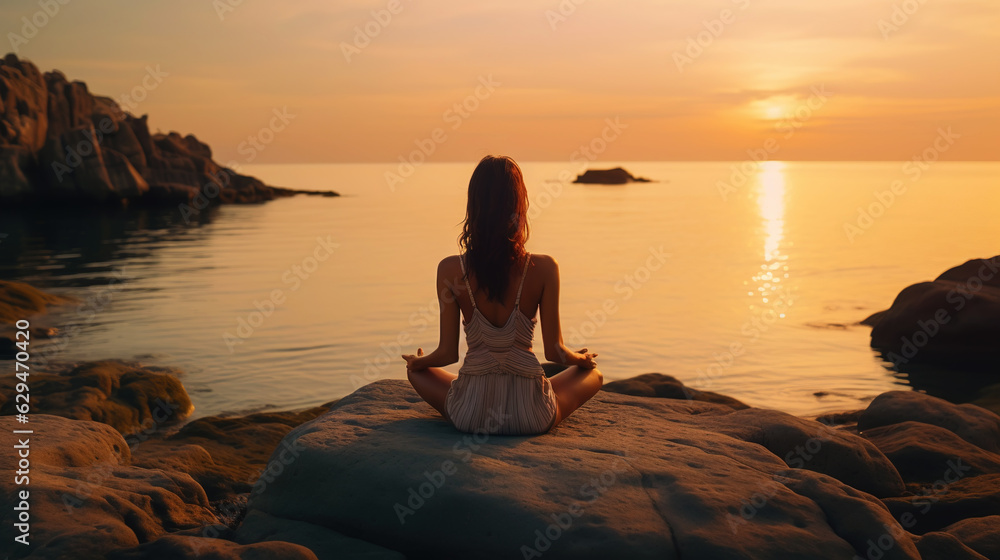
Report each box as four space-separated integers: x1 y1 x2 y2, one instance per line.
5 0 998 162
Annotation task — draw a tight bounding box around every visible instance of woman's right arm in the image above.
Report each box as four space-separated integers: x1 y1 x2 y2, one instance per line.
539 256 597 369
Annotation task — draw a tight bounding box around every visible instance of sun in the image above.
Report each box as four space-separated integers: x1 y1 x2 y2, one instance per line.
750 95 797 121
763 103 786 120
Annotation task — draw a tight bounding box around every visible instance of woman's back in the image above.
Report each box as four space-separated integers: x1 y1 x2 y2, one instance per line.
459 251 541 374
402 154 602 436
446 251 558 435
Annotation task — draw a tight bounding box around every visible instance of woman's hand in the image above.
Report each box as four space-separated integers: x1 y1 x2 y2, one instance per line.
402 347 425 373
574 347 598 370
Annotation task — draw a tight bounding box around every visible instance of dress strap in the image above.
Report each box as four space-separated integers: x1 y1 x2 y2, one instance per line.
460 253 476 310
514 252 531 306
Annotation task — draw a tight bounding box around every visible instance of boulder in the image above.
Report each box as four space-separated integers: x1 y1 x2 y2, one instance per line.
857 391 1000 453
233 510 403 560
865 256 1000 370
106 534 319 560
0 414 219 560
861 421 1000 483
943 516 1000 559
573 167 652 184
970 382 1000 417
602 372 749 409
912 532 989 560
131 402 337 502
0 279 74 359
881 474 1000 535
0 359 193 435
0 279 73 323
238 380 913 559
695 407 905 497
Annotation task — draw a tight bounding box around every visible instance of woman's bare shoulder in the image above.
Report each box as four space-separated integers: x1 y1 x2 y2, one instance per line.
529 253 557 266
528 253 558 276
438 254 462 273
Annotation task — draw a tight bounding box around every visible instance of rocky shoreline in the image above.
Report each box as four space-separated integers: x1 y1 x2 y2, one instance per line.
1 268 999 558
0 54 338 207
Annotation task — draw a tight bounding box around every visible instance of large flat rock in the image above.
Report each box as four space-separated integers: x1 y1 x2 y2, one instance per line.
239 380 914 559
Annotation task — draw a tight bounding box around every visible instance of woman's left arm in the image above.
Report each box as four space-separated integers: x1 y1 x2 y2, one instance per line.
403 258 460 371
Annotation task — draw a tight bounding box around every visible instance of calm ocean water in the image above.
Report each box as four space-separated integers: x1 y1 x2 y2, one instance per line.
2 161 998 418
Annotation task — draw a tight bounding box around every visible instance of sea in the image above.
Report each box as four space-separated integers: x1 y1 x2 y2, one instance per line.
2 161 997 419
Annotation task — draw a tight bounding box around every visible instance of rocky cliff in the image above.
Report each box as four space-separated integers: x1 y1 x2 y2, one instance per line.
0 53 336 206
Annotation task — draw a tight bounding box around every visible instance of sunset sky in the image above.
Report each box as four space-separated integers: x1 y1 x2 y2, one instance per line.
5 0 998 163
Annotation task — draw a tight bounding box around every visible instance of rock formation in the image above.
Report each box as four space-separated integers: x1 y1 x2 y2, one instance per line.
0 365 338 560
130 402 337 503
0 359 193 434
863 256 1000 371
235 379 1000 559
0 414 220 560
0 53 338 206
603 372 749 409
0 279 74 359
573 167 652 184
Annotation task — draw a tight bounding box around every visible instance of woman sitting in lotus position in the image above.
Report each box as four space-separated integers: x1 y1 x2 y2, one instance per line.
402 155 603 435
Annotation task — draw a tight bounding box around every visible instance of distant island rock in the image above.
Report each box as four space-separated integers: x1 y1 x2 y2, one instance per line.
573 167 651 184
0 53 338 206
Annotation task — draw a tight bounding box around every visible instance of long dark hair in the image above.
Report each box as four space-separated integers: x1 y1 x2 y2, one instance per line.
459 155 529 303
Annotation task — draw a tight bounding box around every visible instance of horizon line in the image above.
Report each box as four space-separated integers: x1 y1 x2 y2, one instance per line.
240 159 1000 165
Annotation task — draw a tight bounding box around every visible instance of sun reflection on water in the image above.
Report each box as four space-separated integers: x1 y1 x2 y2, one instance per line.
748 161 792 317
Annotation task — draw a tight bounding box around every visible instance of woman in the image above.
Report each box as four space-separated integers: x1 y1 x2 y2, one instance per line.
402 155 603 435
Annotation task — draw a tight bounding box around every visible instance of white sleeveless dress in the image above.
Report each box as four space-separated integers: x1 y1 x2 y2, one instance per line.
444 252 559 435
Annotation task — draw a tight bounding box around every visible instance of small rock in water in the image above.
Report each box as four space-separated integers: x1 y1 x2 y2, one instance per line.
573 167 652 184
